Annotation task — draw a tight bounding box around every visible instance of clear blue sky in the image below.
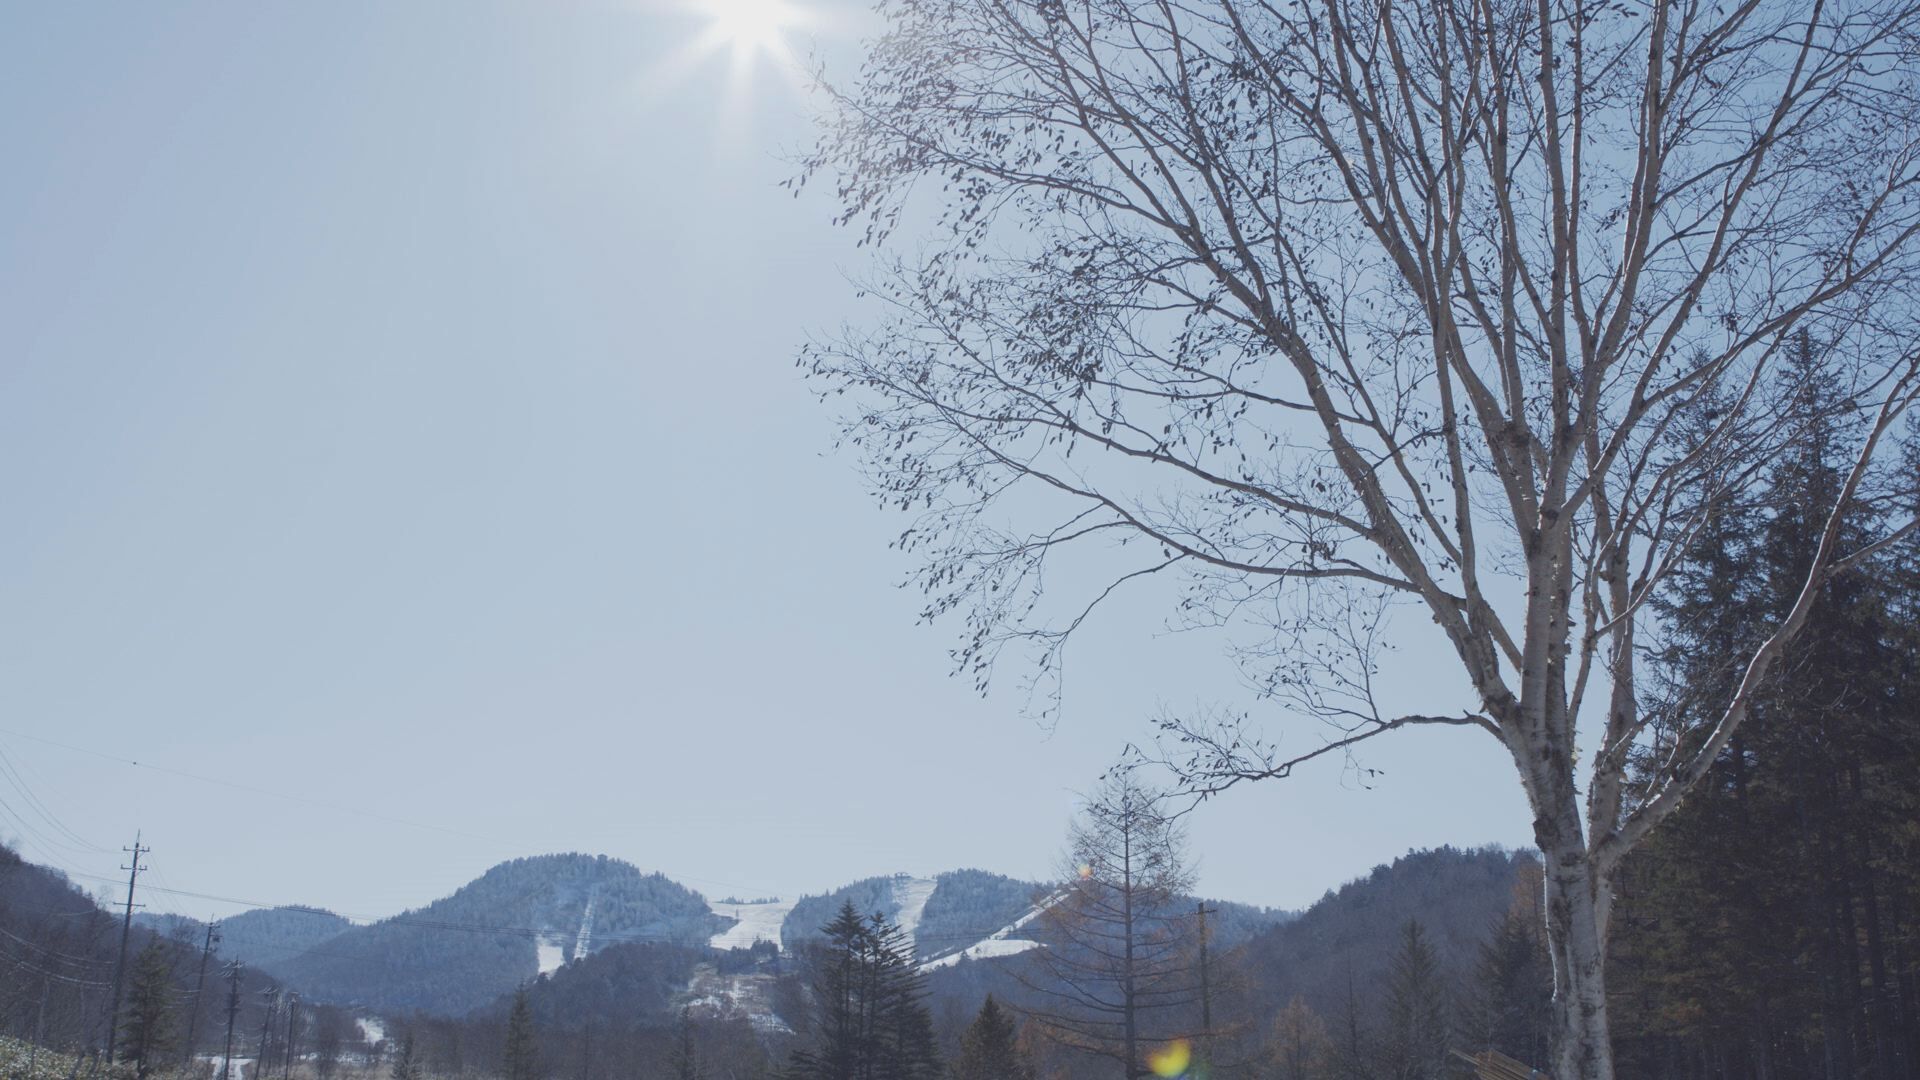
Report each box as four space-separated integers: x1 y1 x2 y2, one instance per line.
0 0 1530 922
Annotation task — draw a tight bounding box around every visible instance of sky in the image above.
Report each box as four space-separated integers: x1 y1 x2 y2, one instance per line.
0 0 1532 925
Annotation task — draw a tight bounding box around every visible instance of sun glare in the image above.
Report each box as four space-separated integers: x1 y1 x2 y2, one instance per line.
695 0 807 65
639 0 822 129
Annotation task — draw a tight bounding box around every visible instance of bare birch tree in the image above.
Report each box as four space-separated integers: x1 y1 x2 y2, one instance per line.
798 0 1920 1075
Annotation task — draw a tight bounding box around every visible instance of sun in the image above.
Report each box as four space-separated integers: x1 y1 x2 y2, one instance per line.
637 0 820 123
690 0 809 68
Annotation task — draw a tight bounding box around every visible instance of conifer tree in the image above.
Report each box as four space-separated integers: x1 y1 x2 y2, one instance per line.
1023 776 1200 1079
503 986 539 1080
1463 862 1550 1067
951 996 1033 1080
786 902 942 1080
1609 333 1920 1075
671 1007 705 1080
1379 921 1449 1080
117 939 176 1079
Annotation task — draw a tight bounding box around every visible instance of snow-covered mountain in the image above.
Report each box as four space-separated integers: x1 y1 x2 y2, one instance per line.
218 855 1283 1017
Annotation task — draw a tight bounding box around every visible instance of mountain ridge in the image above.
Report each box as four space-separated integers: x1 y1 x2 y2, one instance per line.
132 851 1292 1016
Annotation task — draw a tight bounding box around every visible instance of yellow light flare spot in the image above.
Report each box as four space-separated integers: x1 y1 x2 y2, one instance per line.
1077 863 1093 879
1147 1039 1192 1077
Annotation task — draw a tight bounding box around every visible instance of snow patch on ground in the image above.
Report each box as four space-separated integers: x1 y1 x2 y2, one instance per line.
536 935 567 976
206 1054 254 1080
683 965 794 1034
709 897 798 951
890 876 938 953
920 936 1043 970
357 1017 386 1047
918 888 1066 972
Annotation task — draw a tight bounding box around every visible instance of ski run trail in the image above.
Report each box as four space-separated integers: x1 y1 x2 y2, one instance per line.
573 891 597 959
918 888 1064 972
709 897 799 950
891 875 938 955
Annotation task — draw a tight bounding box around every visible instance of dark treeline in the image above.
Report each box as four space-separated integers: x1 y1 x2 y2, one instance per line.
0 843 372 1078
1606 342 1920 1078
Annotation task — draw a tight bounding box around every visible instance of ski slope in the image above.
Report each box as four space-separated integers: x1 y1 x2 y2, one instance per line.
918 888 1064 972
573 892 597 960
891 876 938 954
709 897 798 951
536 935 566 976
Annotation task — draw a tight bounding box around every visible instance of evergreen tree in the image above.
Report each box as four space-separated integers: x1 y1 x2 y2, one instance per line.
1463 862 1550 1067
503 985 539 1080
117 939 176 1079
785 902 942 1080
671 1007 705 1080
951 996 1033 1080
1609 332 1920 1077
1379 921 1449 1080
390 1032 423 1080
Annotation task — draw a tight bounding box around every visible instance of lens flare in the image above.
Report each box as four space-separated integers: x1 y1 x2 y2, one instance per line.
1148 1039 1192 1077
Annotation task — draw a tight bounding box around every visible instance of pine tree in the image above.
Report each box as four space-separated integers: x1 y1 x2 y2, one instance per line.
117 939 176 1079
951 996 1033 1080
1379 921 1449 1080
785 902 942 1080
671 1007 705 1080
503 985 539 1080
1609 332 1920 1076
1463 862 1550 1067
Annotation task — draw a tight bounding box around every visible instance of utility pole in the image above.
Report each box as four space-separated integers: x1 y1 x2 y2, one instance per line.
257 988 282 1077
103 831 150 1063
1196 901 1215 1076
219 963 243 1080
29 980 49 1074
184 918 222 1066
283 992 300 1080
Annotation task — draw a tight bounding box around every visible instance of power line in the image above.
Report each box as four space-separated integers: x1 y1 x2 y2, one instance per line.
0 954 113 989
0 745 113 853
0 924 113 969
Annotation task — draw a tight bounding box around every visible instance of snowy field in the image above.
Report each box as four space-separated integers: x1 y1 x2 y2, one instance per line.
708 897 798 950
536 935 567 976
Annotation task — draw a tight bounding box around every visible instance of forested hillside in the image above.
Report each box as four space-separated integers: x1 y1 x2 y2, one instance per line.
0 844 362 1075
1228 846 1537 1024
269 853 723 1014
911 870 1041 961
137 906 353 979
782 876 900 953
